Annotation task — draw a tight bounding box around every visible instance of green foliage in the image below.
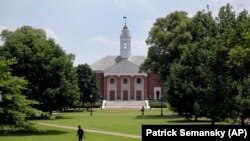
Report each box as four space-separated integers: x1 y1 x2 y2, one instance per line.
149 100 167 108
0 125 140 141
32 109 229 137
224 6 250 124
0 26 79 113
0 59 40 131
142 4 250 124
48 115 56 120
76 64 99 105
140 11 192 80
84 101 102 108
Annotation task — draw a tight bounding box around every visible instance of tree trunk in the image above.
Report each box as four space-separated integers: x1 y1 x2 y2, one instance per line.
241 117 245 125
195 114 198 122
211 119 215 125
82 102 85 111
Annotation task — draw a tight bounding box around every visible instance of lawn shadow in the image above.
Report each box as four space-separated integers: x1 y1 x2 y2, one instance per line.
30 115 73 121
55 115 73 120
167 119 211 124
135 114 182 119
0 129 69 136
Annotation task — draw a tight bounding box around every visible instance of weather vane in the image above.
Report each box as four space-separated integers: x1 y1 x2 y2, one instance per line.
123 16 127 25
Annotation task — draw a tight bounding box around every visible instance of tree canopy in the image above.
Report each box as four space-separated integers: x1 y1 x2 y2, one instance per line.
76 64 98 106
141 4 250 124
140 11 192 80
0 59 39 130
0 26 79 113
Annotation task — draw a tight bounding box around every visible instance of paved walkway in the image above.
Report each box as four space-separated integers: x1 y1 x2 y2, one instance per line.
38 122 141 139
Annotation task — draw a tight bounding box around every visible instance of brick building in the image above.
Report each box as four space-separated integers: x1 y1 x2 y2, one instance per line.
91 21 164 101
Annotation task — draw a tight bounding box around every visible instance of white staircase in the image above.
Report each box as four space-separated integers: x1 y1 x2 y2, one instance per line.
103 100 149 109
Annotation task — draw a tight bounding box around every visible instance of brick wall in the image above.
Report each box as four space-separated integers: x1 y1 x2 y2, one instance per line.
96 72 104 99
95 72 164 101
147 73 164 99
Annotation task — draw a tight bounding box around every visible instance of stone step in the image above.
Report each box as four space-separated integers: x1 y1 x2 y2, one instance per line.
102 100 150 109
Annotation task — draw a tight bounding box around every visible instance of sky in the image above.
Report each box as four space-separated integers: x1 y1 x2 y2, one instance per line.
1 0 250 65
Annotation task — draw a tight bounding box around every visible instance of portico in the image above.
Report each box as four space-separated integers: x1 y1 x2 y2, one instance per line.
105 74 147 101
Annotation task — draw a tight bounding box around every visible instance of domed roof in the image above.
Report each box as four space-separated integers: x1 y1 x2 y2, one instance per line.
123 24 128 29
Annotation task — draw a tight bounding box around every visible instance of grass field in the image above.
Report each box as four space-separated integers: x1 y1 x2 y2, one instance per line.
0 126 140 141
35 108 179 135
0 108 224 141
34 108 214 135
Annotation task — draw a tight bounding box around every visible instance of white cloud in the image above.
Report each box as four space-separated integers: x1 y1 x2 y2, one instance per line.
0 24 7 33
45 28 59 42
0 24 8 45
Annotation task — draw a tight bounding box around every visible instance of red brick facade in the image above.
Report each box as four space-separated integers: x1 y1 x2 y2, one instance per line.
147 73 164 99
96 73 164 101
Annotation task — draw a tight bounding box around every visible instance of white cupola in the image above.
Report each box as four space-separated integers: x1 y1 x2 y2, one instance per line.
120 16 131 59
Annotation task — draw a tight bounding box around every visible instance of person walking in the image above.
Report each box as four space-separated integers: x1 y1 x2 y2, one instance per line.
141 106 145 116
77 125 85 141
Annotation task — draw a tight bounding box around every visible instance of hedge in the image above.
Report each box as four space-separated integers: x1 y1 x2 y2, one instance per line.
149 100 167 108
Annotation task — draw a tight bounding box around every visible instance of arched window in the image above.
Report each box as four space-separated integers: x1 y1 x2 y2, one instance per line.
110 78 115 84
136 78 141 84
123 78 128 84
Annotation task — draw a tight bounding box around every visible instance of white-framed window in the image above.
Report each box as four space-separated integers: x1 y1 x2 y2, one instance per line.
123 78 128 84
136 78 141 84
110 78 115 84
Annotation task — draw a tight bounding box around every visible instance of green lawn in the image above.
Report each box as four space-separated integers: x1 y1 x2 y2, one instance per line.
0 126 140 141
34 108 213 135
1 108 226 141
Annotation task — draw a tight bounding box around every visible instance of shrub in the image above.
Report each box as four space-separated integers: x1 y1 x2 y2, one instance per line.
84 101 102 108
0 123 43 134
149 100 168 108
48 115 56 120
40 113 50 119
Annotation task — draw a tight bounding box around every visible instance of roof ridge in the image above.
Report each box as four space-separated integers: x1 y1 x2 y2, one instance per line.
104 59 140 73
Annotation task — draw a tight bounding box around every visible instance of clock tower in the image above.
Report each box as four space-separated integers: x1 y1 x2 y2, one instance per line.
120 16 131 59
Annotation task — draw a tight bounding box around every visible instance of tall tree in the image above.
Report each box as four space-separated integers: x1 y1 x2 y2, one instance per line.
140 11 192 80
167 42 209 120
227 9 250 124
142 5 246 124
203 43 233 125
0 59 39 131
0 26 79 114
76 64 98 106
167 9 217 121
